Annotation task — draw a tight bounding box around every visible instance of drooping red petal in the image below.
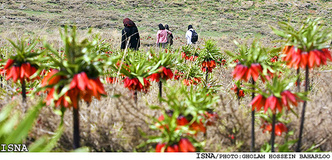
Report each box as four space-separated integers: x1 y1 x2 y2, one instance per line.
207 61 212 68
275 123 282 136
313 50 322 67
82 90 93 102
126 78 135 90
250 63 262 82
156 143 166 152
178 138 195 152
232 65 240 78
290 50 301 69
87 79 98 98
4 59 15 69
148 73 160 82
250 94 264 111
12 66 20 82
249 66 258 80
281 92 288 107
70 74 78 89
164 68 173 80
20 63 28 79
308 50 316 68
284 90 300 107
45 88 55 106
138 81 143 91
30 66 38 80
282 46 293 62
282 45 292 55
69 89 79 109
244 67 251 82
276 99 282 113
233 64 249 81
232 64 242 78
55 96 64 107
77 72 89 91
41 69 60 87
190 120 206 133
317 50 327 65
202 61 207 67
133 78 140 88
270 96 277 113
265 96 277 113
93 78 106 95
263 123 272 133
231 85 238 92
300 52 308 69
238 90 244 97
158 115 164 121
209 60 216 68
166 144 179 152
283 90 296 104
275 122 287 136
6 66 14 81
322 48 332 61
177 116 189 126
123 77 130 88
183 79 190 86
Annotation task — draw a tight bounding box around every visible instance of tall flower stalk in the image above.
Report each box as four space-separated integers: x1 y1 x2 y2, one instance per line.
115 51 159 105
273 18 332 151
250 75 305 152
197 40 221 87
182 63 203 86
226 40 274 151
3 39 44 104
148 50 178 102
40 26 108 149
144 84 219 152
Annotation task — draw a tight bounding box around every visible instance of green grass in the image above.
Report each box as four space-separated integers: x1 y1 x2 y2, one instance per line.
0 0 331 47
19 9 61 18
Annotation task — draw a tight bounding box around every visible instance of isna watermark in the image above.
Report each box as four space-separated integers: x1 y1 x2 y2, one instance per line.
1 144 29 152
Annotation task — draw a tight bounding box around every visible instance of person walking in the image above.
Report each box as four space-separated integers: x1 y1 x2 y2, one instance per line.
186 25 198 45
165 24 173 46
156 24 171 48
121 18 140 51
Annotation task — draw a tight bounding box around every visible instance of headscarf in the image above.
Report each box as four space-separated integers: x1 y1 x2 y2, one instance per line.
123 18 135 27
165 24 169 30
188 25 193 30
158 24 165 30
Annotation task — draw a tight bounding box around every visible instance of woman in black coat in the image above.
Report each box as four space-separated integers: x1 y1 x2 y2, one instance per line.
121 18 140 50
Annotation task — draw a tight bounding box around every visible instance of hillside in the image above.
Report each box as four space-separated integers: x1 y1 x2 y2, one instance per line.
0 0 332 152
0 0 331 49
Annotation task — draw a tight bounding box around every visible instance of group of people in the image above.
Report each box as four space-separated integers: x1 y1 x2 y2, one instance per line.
121 18 198 51
156 23 173 48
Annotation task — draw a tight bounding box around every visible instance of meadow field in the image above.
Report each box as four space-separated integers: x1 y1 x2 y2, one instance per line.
0 0 331 152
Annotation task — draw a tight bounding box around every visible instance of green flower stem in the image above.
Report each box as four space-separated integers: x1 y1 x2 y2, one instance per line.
271 113 276 152
21 79 26 103
297 68 300 92
73 101 80 149
159 81 162 104
237 88 240 105
251 79 255 152
296 65 309 152
205 67 208 87
133 90 138 106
